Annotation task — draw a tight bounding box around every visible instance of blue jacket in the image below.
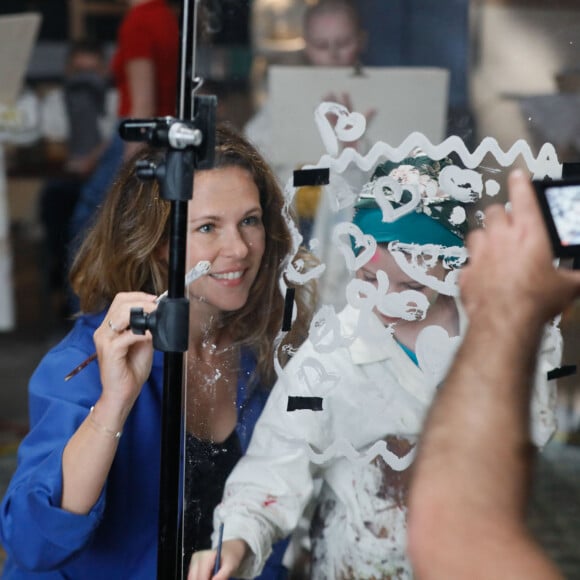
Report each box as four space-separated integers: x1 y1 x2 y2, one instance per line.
0 312 287 579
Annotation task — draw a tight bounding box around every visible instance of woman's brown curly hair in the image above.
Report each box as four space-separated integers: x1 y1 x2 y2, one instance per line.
70 123 317 387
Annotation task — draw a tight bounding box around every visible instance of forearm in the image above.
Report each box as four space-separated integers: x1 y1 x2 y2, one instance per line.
421 313 542 510
61 293 156 513
214 471 308 578
213 417 318 575
126 58 155 119
407 170 578 579
121 58 155 161
61 399 130 514
408 313 552 577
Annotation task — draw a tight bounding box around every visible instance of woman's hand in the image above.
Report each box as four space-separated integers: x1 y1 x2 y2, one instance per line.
62 291 158 514
93 292 158 416
188 540 248 580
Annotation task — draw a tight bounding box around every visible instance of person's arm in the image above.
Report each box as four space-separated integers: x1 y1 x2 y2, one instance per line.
60 292 157 514
407 170 580 579
126 58 155 119
0 378 107 570
0 293 153 569
187 422 315 580
408 302 560 579
122 58 155 160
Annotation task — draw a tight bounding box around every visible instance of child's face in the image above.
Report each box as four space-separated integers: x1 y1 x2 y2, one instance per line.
356 246 444 327
304 10 362 67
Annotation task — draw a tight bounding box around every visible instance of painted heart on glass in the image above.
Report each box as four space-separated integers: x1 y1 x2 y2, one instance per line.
334 108 366 143
314 101 366 156
309 305 353 353
295 356 340 395
332 221 377 271
370 176 421 223
415 325 461 386
377 289 430 321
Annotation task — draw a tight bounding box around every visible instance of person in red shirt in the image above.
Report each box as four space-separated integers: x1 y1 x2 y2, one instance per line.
112 0 179 158
69 0 180 296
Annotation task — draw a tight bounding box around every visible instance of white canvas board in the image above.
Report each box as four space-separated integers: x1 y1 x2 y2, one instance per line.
269 65 449 167
0 12 41 106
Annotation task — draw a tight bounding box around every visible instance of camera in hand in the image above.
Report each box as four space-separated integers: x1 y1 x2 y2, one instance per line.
533 178 580 258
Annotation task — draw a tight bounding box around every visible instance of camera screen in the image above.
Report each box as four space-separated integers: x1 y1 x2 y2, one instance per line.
533 179 580 258
544 184 580 247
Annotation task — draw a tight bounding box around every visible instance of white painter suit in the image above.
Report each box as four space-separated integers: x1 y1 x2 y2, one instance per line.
213 302 560 579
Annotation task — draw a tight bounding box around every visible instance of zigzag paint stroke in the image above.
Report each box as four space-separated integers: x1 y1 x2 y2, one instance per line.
301 436 416 472
306 131 562 179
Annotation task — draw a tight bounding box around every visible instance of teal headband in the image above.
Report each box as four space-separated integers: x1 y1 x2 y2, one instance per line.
353 206 464 248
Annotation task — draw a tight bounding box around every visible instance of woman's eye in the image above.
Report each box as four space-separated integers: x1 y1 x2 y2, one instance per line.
362 272 377 282
197 223 214 234
242 215 261 227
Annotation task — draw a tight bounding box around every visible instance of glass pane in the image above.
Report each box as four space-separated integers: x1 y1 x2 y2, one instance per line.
179 1 580 578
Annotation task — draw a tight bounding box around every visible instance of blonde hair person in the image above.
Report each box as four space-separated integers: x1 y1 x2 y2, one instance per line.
245 0 369 245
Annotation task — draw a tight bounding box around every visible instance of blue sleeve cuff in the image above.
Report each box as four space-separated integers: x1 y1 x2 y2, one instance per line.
2 445 105 571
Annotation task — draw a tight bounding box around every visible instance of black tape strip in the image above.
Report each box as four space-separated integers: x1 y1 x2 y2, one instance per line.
562 162 580 178
287 396 323 412
293 168 330 187
282 287 295 331
547 365 577 380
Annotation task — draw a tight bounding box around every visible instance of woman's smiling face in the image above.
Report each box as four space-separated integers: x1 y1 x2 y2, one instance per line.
185 165 266 313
